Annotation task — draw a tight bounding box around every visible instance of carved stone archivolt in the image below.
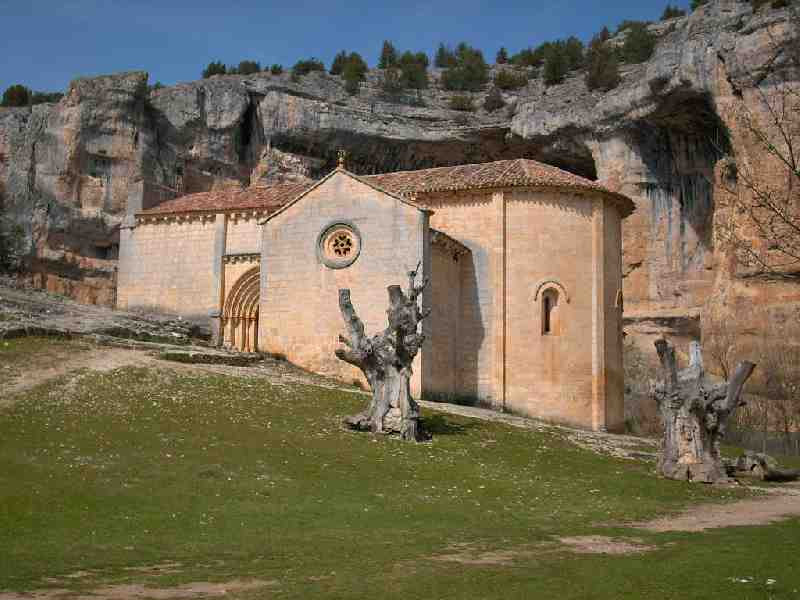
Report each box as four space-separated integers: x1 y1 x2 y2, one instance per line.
221 266 260 352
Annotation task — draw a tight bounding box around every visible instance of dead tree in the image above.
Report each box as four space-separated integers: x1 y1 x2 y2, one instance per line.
652 338 756 483
335 264 430 441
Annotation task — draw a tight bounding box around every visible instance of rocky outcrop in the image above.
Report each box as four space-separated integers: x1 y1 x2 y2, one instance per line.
0 0 797 387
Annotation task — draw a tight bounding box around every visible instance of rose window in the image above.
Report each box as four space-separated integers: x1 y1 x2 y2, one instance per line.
319 223 361 268
331 232 353 257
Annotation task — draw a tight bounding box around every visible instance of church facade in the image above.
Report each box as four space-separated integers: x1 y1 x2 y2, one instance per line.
117 158 635 431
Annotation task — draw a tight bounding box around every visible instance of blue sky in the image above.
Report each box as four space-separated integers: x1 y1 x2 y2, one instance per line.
1 0 690 93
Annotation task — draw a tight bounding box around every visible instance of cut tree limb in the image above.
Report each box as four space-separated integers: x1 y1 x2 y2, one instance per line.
335 263 430 441
653 338 755 483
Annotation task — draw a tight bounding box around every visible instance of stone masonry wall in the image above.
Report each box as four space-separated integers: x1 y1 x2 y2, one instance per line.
117 216 217 320
428 242 464 399
260 172 427 395
424 192 497 403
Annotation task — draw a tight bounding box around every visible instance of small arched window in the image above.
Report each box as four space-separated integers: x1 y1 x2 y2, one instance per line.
542 289 559 336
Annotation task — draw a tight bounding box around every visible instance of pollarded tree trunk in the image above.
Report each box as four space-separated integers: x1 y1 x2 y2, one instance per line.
335 264 430 441
652 338 756 483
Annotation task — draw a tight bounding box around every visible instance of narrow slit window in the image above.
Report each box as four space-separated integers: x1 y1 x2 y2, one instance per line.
542 289 559 336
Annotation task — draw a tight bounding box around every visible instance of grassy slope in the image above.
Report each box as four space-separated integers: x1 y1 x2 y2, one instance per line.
0 338 798 599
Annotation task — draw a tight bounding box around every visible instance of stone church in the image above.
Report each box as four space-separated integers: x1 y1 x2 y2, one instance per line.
117 158 635 431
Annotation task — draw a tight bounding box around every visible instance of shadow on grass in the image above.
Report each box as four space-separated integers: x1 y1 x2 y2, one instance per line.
423 413 480 436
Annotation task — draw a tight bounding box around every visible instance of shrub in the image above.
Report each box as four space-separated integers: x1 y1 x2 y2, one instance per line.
30 91 63 104
496 47 508 64
234 60 261 75
440 42 489 91
690 0 709 10
616 19 652 33
483 87 505 112
510 47 542 68
563 36 585 71
270 64 284 75
148 82 164 93
620 22 657 64
342 53 368 95
543 45 568 85
585 33 621 92
434 43 457 68
493 68 528 90
448 95 475 111
398 51 429 89
330 50 348 75
202 61 227 78
660 4 686 19
291 58 325 78
380 68 404 96
1 85 31 107
379 40 398 69
752 0 790 9
0 216 25 272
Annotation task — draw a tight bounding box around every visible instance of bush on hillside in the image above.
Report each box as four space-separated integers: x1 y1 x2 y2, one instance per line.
440 43 489 91
496 47 509 64
493 68 528 90
448 94 475 111
434 43 458 68
620 22 657 64
483 87 505 112
291 58 326 79
342 53 368 95
202 61 227 78
585 32 621 92
660 4 686 19
690 0 709 10
379 40 398 69
234 60 261 75
270 64 284 75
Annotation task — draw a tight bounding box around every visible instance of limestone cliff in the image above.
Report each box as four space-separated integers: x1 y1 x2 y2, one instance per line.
0 0 796 373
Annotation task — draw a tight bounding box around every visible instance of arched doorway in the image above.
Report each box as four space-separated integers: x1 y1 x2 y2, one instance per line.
222 266 260 352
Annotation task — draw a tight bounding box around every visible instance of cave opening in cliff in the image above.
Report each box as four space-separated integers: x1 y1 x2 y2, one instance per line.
237 95 263 165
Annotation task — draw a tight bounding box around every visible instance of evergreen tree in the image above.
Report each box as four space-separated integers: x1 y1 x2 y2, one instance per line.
379 40 398 69
543 44 568 85
585 32 621 92
483 87 505 112
620 22 657 64
341 52 368 95
440 42 489 91
435 43 457 68
236 60 261 75
398 51 429 89
660 4 686 19
1 85 31 107
270 64 284 75
202 61 227 78
563 36 585 71
330 50 349 75
496 47 509 64
291 58 326 78
690 0 709 9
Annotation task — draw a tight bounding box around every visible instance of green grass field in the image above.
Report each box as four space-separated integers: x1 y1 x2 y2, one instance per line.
1 338 799 599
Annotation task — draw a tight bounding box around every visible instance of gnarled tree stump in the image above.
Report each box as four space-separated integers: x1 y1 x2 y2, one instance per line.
335 264 430 441
653 338 756 483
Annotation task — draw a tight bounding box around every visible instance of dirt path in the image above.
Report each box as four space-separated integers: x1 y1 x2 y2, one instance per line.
633 484 800 532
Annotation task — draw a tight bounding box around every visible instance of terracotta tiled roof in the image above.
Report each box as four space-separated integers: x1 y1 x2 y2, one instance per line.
138 181 312 216
138 159 634 218
363 159 635 216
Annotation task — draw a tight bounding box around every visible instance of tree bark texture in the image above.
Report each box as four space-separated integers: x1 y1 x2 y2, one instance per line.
653 338 756 483
335 264 430 441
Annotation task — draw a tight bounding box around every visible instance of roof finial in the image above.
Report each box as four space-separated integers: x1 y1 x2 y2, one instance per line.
337 149 347 169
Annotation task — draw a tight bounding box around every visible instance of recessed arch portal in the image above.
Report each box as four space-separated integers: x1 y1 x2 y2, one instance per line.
222 266 260 352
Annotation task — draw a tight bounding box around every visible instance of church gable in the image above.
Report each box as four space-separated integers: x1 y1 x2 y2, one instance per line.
259 168 429 395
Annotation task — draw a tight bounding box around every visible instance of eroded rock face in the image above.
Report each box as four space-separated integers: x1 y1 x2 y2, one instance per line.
0 0 797 392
